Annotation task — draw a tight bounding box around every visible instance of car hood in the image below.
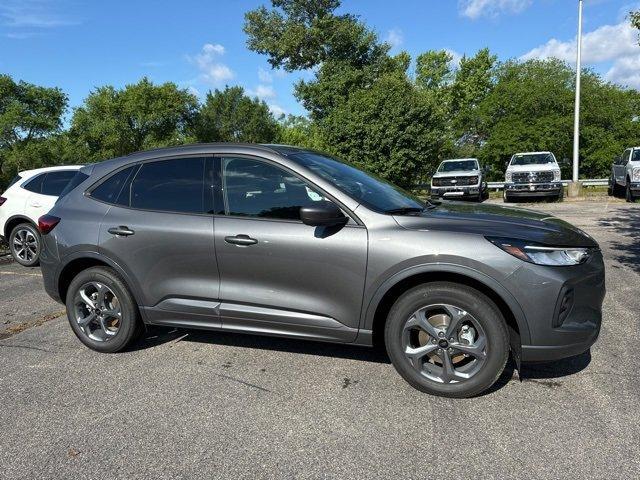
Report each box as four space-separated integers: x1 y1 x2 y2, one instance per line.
394 201 597 248
507 164 559 173
433 170 480 178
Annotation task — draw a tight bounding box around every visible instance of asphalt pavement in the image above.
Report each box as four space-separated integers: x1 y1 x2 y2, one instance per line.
0 199 639 479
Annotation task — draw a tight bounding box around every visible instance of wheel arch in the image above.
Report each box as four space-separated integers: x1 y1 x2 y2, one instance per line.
364 265 530 360
4 215 37 239
57 252 144 309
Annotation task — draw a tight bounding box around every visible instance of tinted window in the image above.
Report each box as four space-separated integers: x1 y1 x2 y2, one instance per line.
633 150 640 162
131 157 205 214
438 160 478 172
57 172 90 202
91 166 137 205
222 157 326 220
622 150 631 164
41 171 78 196
23 174 45 193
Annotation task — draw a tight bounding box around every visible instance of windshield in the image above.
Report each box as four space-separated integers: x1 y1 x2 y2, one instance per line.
288 152 426 213
510 153 555 166
438 160 478 172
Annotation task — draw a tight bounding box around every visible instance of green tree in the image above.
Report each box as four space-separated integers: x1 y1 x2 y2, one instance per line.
276 115 325 150
0 74 67 186
632 10 639 43
193 86 278 143
415 50 454 90
70 77 197 161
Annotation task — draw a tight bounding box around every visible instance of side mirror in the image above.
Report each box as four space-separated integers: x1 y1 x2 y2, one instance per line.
300 201 348 227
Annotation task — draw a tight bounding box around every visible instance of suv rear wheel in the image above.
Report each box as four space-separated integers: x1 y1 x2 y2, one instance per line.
384 282 509 398
9 223 41 267
65 266 143 353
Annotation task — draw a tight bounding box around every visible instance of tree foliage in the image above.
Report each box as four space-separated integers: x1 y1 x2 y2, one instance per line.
69 78 198 162
632 10 640 44
193 86 278 143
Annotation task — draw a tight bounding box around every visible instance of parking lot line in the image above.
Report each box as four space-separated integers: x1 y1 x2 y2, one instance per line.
0 270 42 277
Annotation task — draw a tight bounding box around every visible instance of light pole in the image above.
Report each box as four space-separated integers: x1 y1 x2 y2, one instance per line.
570 0 583 194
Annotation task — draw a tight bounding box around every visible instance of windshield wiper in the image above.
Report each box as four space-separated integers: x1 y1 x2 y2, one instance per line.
384 207 425 215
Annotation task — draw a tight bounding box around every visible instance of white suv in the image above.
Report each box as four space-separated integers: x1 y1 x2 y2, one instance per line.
503 151 563 202
0 165 81 266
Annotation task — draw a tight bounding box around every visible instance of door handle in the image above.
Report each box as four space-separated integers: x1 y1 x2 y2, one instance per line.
108 226 135 237
30 202 42 208
224 234 258 246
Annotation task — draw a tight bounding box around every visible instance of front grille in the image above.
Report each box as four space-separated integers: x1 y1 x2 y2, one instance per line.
432 175 478 187
512 171 555 184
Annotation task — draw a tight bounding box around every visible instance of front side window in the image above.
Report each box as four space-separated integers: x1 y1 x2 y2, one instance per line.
130 157 206 214
222 157 326 220
41 171 78 196
621 150 631 164
633 149 640 162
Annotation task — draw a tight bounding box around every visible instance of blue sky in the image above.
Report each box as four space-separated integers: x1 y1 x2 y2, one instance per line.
1 0 639 120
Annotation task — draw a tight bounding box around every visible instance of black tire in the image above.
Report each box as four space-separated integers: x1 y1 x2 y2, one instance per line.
65 266 143 353
626 180 635 203
557 187 564 202
9 222 41 267
503 190 512 203
384 282 509 398
475 191 483 203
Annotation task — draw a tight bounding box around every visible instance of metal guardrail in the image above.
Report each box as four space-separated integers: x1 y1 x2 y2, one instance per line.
486 179 608 189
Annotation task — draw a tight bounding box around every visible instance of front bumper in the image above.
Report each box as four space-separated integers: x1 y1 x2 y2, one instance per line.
505 182 562 197
509 250 605 363
431 184 482 199
630 182 640 193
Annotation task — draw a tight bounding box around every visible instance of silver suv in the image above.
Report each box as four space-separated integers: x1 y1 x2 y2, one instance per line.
39 144 605 398
608 147 640 202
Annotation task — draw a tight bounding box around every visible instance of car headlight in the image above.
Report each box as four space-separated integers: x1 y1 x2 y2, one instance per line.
505 171 512 182
487 237 592 266
553 170 561 181
633 167 640 182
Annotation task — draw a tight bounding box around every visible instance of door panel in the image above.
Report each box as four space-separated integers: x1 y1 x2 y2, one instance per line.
213 155 368 342
214 217 367 340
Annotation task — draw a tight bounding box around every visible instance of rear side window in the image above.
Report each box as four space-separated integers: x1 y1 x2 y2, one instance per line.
90 166 138 206
23 174 45 193
130 157 206 214
41 171 78 196
57 172 90 201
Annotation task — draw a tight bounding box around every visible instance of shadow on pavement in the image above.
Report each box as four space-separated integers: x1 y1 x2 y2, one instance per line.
133 325 391 364
598 213 640 273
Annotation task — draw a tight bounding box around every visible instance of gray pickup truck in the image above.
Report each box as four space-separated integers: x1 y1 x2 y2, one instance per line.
608 147 640 202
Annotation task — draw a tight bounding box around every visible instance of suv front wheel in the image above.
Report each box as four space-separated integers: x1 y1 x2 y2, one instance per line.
9 223 41 267
66 266 143 353
384 282 509 398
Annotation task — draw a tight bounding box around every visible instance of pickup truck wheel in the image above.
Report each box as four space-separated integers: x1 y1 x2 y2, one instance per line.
626 182 635 203
9 223 41 267
384 282 509 398
503 190 511 203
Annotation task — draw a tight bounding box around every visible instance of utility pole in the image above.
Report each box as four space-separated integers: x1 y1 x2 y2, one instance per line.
569 0 583 196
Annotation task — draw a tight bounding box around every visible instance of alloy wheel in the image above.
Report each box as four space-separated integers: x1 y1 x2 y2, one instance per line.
12 228 38 263
401 303 487 384
72 282 122 342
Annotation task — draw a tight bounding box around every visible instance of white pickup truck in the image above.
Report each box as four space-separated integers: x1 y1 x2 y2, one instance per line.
608 147 640 202
503 151 563 202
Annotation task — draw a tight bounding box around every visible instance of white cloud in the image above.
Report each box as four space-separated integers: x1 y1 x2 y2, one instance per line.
248 84 276 99
522 21 640 89
384 29 403 49
187 86 201 98
521 22 638 64
258 67 273 83
459 0 531 19
268 104 286 117
445 49 464 69
188 43 234 85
